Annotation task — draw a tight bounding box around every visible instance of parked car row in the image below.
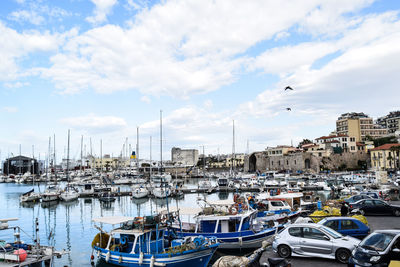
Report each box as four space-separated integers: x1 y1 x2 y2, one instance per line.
349 199 400 216
273 224 400 266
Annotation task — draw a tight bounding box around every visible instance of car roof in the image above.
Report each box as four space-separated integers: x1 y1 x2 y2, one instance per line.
321 217 359 221
375 230 400 234
287 223 321 228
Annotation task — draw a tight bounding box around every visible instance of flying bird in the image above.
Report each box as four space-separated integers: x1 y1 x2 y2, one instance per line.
286 108 291 111
284 86 293 91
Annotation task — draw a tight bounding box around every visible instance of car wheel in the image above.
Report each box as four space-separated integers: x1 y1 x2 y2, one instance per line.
336 248 351 264
277 244 291 258
394 210 400 217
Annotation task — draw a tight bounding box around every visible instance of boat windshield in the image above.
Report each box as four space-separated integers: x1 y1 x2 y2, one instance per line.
360 232 395 251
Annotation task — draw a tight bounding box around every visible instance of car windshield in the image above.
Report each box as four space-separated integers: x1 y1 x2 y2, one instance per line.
360 233 395 251
321 226 342 239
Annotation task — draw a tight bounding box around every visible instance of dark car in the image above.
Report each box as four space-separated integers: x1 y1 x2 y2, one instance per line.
318 217 370 239
348 230 400 267
344 194 373 204
349 199 400 216
360 191 380 199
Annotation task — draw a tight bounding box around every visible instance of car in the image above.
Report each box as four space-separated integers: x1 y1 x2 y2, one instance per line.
348 230 400 267
349 199 400 216
318 217 370 238
272 223 360 263
344 194 373 204
360 191 380 199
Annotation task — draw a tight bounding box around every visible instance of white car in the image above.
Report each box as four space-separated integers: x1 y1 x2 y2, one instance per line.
272 223 360 263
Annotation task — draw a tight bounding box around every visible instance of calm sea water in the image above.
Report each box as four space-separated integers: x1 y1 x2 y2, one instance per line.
0 180 230 267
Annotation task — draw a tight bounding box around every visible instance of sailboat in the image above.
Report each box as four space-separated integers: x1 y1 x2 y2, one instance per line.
60 130 79 202
42 135 61 202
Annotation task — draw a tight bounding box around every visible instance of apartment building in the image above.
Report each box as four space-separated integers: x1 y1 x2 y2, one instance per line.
336 112 387 142
377 111 400 134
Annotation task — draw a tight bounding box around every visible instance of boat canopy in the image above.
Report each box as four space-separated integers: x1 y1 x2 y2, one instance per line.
208 200 235 206
160 207 202 215
93 216 135 225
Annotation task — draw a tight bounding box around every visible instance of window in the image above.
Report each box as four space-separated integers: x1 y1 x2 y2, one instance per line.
303 227 326 240
351 146 355 151
270 201 285 207
341 220 358 230
324 220 339 231
288 227 302 237
364 200 374 205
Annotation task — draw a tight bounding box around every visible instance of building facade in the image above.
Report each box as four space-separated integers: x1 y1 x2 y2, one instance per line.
377 111 400 134
336 112 387 142
171 147 199 166
3 156 39 175
370 143 400 171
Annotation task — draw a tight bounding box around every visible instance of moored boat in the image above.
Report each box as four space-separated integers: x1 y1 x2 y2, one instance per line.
91 214 219 267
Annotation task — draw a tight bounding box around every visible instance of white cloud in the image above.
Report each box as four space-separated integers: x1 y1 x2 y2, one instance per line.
86 0 118 24
240 12 400 123
140 95 151 103
3 106 18 113
43 0 333 96
60 113 127 134
8 10 44 25
0 22 75 81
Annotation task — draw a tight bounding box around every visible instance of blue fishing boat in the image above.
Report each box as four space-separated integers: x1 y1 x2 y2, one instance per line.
166 198 278 250
91 214 219 267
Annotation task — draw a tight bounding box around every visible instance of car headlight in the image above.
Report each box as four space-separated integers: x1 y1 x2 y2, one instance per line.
370 256 381 262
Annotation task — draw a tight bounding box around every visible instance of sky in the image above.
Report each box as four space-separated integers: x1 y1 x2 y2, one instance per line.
0 0 400 162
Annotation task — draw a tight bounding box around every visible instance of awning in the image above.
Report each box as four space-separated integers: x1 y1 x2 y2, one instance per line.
92 216 135 225
160 207 202 215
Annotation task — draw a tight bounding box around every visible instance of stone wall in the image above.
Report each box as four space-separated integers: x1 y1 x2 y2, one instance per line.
245 150 370 172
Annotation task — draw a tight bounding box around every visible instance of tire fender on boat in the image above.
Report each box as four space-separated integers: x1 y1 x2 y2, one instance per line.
239 237 243 247
139 252 144 265
105 251 110 262
118 255 122 264
150 255 155 267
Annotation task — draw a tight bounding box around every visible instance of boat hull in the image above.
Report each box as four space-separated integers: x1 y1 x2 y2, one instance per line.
94 245 217 267
41 194 59 202
171 228 276 249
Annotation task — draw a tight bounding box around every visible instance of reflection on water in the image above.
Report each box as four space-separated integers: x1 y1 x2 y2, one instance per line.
0 180 325 266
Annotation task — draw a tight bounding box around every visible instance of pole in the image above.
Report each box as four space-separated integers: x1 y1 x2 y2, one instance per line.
80 135 83 172
67 130 70 186
136 126 139 170
150 136 152 178
160 110 163 174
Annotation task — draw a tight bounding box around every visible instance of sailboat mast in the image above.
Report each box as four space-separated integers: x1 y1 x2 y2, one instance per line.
160 110 163 174
150 136 152 178
232 120 235 173
54 134 57 181
47 137 51 178
136 126 139 170
80 135 83 172
66 130 70 184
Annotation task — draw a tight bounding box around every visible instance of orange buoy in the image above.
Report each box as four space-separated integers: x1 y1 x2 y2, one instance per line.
13 249 27 262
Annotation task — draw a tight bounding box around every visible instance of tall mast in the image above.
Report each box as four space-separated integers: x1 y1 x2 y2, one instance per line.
160 110 163 174
32 145 35 176
150 136 152 178
231 120 235 174
54 134 57 181
47 137 51 178
80 135 83 172
100 139 103 173
136 126 139 170
66 130 70 185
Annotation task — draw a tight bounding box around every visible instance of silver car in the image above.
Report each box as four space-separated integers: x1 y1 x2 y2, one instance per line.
272 223 360 263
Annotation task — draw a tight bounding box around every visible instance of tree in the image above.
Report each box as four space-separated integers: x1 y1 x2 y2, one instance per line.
373 136 398 147
298 139 313 148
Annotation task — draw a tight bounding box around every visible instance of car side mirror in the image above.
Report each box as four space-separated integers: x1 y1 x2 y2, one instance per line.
324 235 330 241
393 248 400 253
